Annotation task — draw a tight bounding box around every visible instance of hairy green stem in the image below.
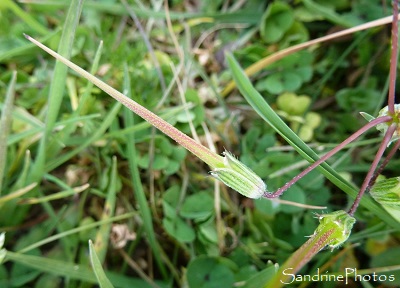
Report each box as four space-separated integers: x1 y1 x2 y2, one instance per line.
24 34 223 169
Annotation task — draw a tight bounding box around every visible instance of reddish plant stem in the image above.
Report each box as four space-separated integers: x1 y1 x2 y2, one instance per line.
369 138 400 187
264 116 393 198
348 124 397 216
388 0 399 114
349 0 400 213
265 228 335 288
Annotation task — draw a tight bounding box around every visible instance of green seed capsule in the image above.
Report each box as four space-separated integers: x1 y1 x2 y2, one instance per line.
210 151 267 199
314 210 356 251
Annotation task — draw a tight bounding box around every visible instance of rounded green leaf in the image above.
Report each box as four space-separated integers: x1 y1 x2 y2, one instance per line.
176 110 196 123
180 192 214 219
164 160 180 175
280 185 306 214
298 125 313 142
199 218 218 243
277 92 311 115
280 20 310 46
295 66 313 82
336 87 379 112
187 256 235 288
255 198 280 217
156 137 173 156
260 2 294 43
162 185 181 219
162 217 195 243
260 74 284 94
281 72 302 92
171 146 187 162
138 154 169 170
261 72 303 94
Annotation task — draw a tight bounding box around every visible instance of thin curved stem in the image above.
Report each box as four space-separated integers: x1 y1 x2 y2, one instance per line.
368 138 400 189
348 124 397 216
264 116 393 198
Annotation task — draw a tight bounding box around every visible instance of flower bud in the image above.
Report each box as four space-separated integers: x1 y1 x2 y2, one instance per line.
314 210 356 251
210 150 268 199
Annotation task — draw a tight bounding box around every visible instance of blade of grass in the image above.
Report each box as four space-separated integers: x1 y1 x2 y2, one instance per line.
0 71 17 192
0 151 32 228
18 183 88 204
121 0 166 92
0 0 49 35
36 198 77 262
52 40 104 151
4 250 96 282
226 53 400 229
31 0 84 181
89 240 114 288
0 183 37 206
45 102 121 172
7 113 101 145
17 212 136 253
93 156 118 262
24 168 85 262
122 64 168 279
0 29 60 62
5 148 30 191
4 250 164 288
21 1 262 24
